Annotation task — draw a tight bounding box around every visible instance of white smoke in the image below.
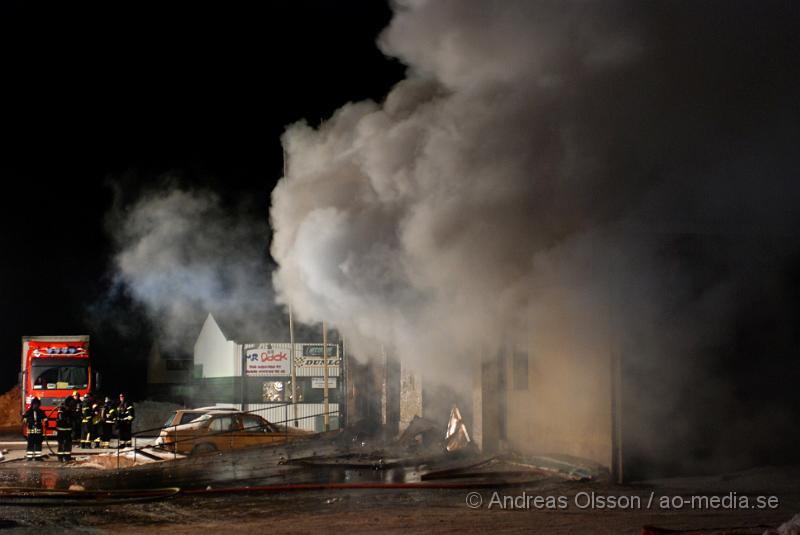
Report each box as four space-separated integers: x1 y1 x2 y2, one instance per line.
107 186 279 353
270 0 799 472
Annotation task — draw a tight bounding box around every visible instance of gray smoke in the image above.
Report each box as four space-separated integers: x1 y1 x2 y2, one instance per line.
271 0 799 474
107 185 280 353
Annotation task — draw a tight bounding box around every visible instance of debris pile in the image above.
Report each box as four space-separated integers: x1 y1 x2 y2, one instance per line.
86 447 186 469
444 406 470 452
0 386 21 429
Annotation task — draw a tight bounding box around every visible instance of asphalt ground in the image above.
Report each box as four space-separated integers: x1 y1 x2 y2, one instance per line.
0 477 796 534
0 434 796 534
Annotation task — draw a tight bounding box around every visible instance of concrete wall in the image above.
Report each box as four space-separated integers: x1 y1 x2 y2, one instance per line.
476 357 503 453
399 366 422 432
505 348 612 467
473 338 613 468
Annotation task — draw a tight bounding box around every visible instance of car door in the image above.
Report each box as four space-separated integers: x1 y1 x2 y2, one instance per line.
169 412 209 453
208 414 240 451
239 414 284 448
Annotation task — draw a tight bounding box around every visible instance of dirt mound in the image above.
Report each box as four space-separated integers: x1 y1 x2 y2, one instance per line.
0 386 21 428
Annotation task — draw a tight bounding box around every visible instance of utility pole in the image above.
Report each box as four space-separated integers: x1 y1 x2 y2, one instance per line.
241 345 247 411
289 304 298 426
380 344 388 426
322 321 330 432
284 149 299 427
341 337 347 428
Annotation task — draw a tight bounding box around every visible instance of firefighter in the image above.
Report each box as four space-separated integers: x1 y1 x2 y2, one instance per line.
116 393 135 448
92 397 104 448
22 397 47 461
100 396 116 448
80 393 94 448
70 391 82 441
55 400 74 462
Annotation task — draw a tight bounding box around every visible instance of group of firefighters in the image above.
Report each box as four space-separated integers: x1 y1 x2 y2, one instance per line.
21 392 135 462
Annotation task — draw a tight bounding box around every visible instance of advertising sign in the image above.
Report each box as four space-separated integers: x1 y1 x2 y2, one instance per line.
245 344 290 376
311 377 337 389
295 344 340 368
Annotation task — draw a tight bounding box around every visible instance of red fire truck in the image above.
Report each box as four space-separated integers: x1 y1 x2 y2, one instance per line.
19 335 98 437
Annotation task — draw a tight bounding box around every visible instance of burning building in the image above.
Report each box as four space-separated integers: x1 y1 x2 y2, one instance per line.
103 0 799 483
268 0 800 481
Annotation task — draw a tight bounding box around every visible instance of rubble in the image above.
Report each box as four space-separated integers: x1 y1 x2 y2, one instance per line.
444 406 470 453
395 415 442 451
80 447 187 469
500 453 609 481
0 386 21 429
0 403 604 497
0 486 179 505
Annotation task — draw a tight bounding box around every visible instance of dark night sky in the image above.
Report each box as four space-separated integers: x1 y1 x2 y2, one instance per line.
0 1 405 396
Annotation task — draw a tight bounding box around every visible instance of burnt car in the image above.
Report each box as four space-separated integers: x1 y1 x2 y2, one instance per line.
153 407 228 446
157 409 313 455
160 407 226 429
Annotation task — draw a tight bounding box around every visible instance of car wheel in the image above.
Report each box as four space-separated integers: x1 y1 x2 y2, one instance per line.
191 443 218 456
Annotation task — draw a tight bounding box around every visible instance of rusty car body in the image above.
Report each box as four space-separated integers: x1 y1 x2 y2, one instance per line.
157 409 314 455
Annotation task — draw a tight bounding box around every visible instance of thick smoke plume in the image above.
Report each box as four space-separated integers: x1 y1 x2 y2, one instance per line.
271 0 799 474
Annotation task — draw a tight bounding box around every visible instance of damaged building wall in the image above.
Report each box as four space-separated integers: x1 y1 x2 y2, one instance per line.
376 350 401 438
471 362 484 452
506 347 613 468
346 354 422 437
344 358 371 426
399 367 422 432
473 354 502 454
340 351 401 437
472 331 613 469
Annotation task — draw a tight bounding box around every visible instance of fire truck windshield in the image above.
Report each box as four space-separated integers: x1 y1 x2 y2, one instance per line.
30 359 89 390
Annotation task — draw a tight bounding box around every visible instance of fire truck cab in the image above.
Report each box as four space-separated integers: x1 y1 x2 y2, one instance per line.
20 335 97 437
